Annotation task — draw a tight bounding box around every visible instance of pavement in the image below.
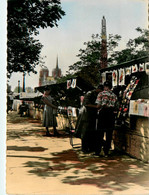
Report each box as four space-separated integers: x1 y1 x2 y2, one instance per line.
6 111 149 195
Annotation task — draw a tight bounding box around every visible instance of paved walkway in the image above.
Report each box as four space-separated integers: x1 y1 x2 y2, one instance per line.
6 111 149 195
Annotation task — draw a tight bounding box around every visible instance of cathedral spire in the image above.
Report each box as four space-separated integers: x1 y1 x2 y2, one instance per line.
52 55 62 79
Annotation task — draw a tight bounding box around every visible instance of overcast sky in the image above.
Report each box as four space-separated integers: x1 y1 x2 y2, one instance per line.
8 0 148 91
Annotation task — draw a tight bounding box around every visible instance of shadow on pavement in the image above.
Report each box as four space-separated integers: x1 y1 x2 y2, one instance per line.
9 148 148 193
7 111 149 193
7 145 48 152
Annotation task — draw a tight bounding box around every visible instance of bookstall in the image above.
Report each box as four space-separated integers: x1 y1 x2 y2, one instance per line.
100 56 149 162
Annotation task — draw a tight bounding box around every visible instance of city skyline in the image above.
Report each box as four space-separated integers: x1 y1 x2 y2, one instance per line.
8 0 148 91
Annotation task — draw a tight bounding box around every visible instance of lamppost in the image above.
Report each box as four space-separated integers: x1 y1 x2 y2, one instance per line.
18 80 20 93
22 72 25 92
22 65 25 92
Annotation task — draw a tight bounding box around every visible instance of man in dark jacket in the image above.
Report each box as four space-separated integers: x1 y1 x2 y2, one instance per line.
75 85 103 153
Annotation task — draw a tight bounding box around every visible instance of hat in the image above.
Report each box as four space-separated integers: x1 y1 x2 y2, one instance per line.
97 84 103 90
103 81 112 89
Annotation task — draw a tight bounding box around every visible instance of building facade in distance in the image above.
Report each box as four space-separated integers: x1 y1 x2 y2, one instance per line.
39 57 62 86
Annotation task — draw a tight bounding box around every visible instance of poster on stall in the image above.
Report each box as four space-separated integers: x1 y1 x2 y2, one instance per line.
101 72 106 84
143 104 149 117
125 67 131 75
129 100 134 115
129 101 149 117
72 107 77 117
118 68 125 85
132 64 138 73
138 103 144 116
112 70 118 87
67 80 71 89
145 62 149 75
71 79 77 88
67 106 72 116
139 63 145 72
133 101 138 114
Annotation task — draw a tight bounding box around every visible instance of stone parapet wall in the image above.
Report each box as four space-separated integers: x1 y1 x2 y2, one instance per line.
113 116 149 162
125 133 149 162
133 117 149 138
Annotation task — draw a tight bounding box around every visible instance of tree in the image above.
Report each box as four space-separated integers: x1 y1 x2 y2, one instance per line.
111 28 149 65
7 84 12 93
14 86 23 93
67 33 121 86
7 0 65 78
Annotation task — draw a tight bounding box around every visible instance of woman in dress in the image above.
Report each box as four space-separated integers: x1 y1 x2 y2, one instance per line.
42 89 59 136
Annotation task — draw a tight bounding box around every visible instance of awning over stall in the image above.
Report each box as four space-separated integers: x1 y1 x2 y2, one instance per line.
34 76 95 107
19 92 42 100
100 56 149 90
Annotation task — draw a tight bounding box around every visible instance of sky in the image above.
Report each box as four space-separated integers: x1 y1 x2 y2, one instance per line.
8 0 148 91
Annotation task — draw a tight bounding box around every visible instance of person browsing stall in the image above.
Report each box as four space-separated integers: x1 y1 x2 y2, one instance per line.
42 89 59 136
75 85 103 153
95 81 117 157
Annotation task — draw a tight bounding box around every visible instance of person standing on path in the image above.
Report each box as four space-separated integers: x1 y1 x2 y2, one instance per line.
42 89 59 136
75 85 103 153
95 81 117 157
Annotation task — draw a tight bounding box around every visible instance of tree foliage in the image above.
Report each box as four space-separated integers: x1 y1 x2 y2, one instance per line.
112 28 149 65
14 86 23 93
7 0 65 78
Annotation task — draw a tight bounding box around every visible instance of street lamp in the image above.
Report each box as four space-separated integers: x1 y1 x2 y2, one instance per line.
22 64 26 92
18 80 20 93
22 72 25 92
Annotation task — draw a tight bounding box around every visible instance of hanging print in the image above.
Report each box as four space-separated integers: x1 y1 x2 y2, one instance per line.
67 80 71 89
145 62 149 75
101 72 106 84
132 64 138 73
138 103 144 116
112 70 118 87
125 67 131 75
71 79 77 88
118 68 125 85
143 104 149 117
139 63 145 72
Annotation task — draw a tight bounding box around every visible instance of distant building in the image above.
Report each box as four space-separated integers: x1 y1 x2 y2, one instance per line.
39 57 62 86
52 56 62 79
39 68 49 86
46 76 55 82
